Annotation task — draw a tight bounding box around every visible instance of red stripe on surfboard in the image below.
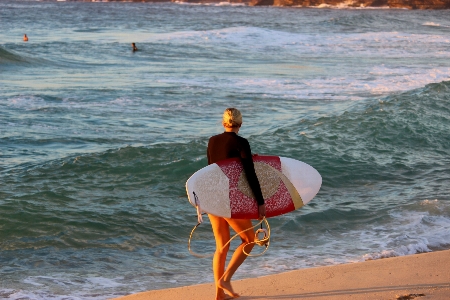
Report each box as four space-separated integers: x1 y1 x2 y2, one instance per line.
216 156 295 219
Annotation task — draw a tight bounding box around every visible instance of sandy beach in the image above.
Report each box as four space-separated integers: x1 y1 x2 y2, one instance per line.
113 250 450 300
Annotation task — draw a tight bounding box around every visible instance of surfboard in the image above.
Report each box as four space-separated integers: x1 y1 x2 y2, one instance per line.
186 155 321 219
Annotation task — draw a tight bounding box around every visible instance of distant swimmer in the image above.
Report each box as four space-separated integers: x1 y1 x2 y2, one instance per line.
131 43 138 52
23 34 28 42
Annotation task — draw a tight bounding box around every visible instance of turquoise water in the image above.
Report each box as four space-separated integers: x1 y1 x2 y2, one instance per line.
1 1 450 299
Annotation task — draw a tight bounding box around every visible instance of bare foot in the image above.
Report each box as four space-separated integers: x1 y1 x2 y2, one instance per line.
216 289 234 300
218 279 240 298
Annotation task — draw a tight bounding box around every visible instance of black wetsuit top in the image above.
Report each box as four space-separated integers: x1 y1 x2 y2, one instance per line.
207 132 264 206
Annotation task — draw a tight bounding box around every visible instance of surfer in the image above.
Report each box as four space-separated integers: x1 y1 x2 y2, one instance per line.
23 34 28 42
207 108 266 300
131 43 138 52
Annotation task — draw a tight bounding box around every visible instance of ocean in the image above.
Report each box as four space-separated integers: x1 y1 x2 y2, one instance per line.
1 1 450 299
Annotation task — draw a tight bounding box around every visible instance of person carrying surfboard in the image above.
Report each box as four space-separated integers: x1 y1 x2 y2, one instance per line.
207 108 266 300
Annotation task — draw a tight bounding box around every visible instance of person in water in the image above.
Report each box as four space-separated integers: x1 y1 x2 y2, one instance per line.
207 108 266 300
23 34 28 42
131 43 138 52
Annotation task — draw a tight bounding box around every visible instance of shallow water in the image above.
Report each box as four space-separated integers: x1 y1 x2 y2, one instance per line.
1 1 450 299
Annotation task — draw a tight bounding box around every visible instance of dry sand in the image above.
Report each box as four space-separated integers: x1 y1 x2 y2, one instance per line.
113 250 450 300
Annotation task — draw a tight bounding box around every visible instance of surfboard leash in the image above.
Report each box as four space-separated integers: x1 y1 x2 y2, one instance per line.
188 216 271 258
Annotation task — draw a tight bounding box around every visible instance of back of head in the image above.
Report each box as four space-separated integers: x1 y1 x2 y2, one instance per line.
222 108 242 128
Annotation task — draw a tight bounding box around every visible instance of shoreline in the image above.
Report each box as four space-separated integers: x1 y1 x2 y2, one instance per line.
113 250 450 300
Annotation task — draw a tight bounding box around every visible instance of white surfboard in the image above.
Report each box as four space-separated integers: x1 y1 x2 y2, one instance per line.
186 155 321 219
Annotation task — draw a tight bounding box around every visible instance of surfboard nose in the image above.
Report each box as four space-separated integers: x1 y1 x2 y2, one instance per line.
280 157 322 206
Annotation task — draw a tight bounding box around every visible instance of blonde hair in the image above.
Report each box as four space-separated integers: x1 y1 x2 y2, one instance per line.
222 108 242 128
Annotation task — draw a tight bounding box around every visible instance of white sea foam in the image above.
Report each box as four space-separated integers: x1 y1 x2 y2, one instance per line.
152 27 450 58
11 209 446 300
20 25 446 101
157 64 450 101
149 27 450 100
7 95 48 110
4 275 127 300
108 97 141 107
362 243 431 260
5 95 144 112
423 22 450 28
234 200 450 279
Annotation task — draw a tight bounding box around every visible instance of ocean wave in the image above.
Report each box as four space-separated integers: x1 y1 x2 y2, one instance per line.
157 69 450 101
3 81 450 251
0 143 206 251
243 198 450 273
148 24 450 51
148 26 450 100
5 94 211 113
2 81 450 298
0 45 57 68
0 47 29 65
288 83 448 212
362 201 450 260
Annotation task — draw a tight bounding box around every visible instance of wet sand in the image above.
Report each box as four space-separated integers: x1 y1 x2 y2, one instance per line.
113 250 450 300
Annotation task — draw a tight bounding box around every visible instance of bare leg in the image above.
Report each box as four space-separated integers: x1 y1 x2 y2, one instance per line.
209 214 231 300
218 218 255 298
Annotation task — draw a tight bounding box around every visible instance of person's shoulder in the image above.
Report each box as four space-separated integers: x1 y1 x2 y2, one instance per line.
235 134 251 149
209 132 222 140
208 132 225 143
236 134 249 143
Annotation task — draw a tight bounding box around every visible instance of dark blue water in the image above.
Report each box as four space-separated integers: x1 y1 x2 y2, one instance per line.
1 1 450 299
